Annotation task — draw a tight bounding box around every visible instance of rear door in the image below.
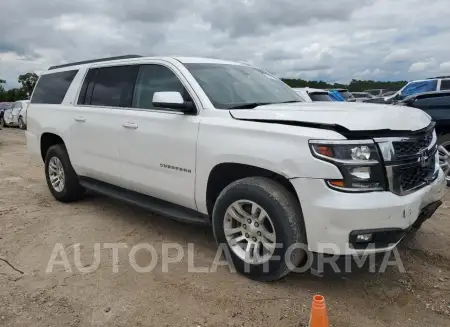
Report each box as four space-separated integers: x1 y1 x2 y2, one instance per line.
70 65 139 185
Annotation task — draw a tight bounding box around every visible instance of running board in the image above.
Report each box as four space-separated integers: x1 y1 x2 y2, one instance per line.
79 177 210 226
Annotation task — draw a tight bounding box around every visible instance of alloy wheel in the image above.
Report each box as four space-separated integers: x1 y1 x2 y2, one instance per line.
223 200 276 265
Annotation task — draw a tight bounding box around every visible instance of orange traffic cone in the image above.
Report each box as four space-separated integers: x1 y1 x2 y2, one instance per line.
308 295 329 327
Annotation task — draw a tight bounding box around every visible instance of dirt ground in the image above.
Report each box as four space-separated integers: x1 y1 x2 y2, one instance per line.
1 128 450 327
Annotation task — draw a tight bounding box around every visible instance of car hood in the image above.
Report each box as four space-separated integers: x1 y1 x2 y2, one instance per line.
229 102 431 132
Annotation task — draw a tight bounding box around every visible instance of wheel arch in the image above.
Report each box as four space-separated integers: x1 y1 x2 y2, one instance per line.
40 132 66 162
204 162 300 217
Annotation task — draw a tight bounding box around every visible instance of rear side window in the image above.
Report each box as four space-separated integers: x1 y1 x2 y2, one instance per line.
30 70 78 104
441 80 450 90
79 65 138 107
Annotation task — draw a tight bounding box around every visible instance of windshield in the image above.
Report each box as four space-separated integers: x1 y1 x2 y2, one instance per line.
309 92 331 101
184 63 303 109
398 80 437 99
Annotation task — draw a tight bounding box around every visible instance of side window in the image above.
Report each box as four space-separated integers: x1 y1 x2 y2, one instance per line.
89 65 139 107
132 65 185 110
77 69 99 105
440 80 450 90
30 70 78 104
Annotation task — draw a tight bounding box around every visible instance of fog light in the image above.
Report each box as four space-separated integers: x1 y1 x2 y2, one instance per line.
356 233 373 243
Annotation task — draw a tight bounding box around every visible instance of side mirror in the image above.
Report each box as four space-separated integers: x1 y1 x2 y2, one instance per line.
152 91 195 113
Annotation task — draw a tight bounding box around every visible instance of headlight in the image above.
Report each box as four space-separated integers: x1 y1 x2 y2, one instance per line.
309 140 386 192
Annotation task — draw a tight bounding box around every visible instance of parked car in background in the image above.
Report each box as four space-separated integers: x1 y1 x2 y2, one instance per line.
351 92 373 102
293 87 331 102
396 91 450 184
364 89 390 97
18 100 30 129
328 90 345 101
365 77 450 104
330 88 356 102
0 102 13 128
3 100 29 128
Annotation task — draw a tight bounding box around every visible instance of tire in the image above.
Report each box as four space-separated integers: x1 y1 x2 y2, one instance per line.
0 116 5 128
18 117 25 130
44 144 85 202
437 134 450 186
212 177 307 282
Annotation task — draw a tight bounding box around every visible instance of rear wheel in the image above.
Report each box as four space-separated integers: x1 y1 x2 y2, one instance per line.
212 177 307 282
44 144 85 202
0 116 5 128
438 134 450 186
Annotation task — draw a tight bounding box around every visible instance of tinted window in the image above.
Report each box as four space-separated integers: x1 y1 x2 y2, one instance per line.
132 65 185 110
77 69 98 105
90 65 138 107
441 80 450 90
309 93 331 101
31 70 78 104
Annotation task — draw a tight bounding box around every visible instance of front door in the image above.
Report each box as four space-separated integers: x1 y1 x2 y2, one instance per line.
118 63 200 210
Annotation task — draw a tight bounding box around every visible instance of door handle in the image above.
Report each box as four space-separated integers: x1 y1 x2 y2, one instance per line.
122 122 138 129
74 116 86 122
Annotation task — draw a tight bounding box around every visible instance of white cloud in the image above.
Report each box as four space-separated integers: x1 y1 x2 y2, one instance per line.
440 61 450 72
408 58 437 73
384 49 411 63
1 0 450 87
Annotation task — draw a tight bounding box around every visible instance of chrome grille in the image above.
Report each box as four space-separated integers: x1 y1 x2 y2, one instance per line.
398 155 436 190
392 129 433 157
375 126 439 195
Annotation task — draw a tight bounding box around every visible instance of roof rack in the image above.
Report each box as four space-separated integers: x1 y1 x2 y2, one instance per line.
426 75 450 79
48 55 142 70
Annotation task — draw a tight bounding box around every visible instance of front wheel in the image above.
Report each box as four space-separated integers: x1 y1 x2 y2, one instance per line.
212 177 307 282
18 117 25 130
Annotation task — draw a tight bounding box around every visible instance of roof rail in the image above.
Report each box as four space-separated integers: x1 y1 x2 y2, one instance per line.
48 55 142 70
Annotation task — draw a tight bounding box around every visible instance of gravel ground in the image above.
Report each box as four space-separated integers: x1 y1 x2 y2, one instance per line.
1 128 450 327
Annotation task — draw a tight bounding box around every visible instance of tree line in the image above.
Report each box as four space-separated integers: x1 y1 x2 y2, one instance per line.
0 72 408 102
0 73 39 102
281 78 407 92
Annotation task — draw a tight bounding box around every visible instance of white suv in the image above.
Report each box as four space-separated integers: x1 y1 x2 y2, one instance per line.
26 55 446 281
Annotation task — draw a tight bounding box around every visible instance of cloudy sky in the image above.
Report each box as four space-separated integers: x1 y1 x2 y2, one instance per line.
1 0 450 88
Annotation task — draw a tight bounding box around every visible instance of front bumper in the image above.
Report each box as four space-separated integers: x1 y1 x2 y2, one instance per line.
291 168 446 255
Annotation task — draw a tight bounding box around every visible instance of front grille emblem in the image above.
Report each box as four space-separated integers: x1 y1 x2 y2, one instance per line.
419 150 430 168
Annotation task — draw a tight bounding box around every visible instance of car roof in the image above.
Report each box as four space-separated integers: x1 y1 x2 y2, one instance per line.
44 55 244 74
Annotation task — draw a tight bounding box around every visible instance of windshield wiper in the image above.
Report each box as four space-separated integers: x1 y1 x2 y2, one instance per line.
279 100 303 103
228 102 272 109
